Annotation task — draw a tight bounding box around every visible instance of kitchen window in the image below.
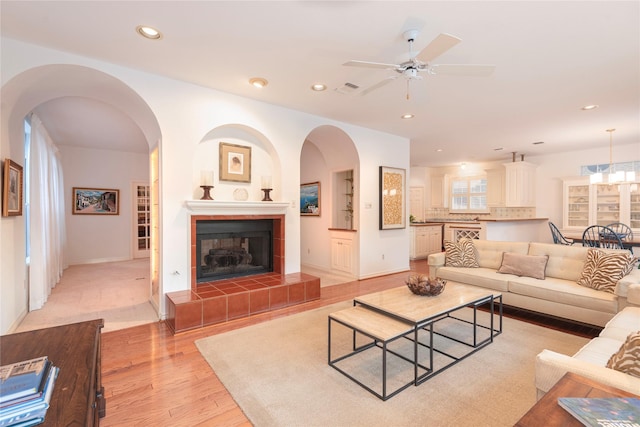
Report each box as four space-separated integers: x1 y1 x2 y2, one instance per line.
450 176 488 212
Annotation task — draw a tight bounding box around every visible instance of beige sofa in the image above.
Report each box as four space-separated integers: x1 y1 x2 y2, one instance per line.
535 286 640 398
427 239 640 327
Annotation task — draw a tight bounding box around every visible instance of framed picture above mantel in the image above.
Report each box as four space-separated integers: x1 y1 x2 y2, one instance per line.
219 142 251 183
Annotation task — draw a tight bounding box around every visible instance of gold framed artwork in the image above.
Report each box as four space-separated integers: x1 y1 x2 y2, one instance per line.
2 159 23 217
72 187 120 215
379 166 406 230
219 142 251 183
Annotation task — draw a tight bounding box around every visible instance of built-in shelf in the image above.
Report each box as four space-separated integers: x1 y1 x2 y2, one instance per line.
186 200 290 215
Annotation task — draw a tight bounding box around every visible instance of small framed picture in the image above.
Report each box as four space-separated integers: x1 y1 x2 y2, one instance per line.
2 159 23 217
219 142 251 183
300 181 320 216
72 187 120 215
379 166 406 229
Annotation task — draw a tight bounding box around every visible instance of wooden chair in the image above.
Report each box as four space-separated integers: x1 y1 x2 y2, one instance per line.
548 221 574 245
581 225 625 250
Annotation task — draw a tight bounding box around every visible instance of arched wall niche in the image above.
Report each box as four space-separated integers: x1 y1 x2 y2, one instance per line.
194 124 282 202
300 124 360 276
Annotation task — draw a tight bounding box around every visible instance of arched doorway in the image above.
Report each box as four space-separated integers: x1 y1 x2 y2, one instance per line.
1 64 162 325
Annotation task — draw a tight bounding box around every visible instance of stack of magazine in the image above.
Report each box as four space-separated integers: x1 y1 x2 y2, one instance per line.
0 356 59 427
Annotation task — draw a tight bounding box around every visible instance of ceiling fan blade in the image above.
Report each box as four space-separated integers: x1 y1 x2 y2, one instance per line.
429 64 496 76
343 60 399 70
416 33 461 63
359 76 397 96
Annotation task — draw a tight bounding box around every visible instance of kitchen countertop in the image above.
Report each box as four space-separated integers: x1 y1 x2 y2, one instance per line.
411 217 548 225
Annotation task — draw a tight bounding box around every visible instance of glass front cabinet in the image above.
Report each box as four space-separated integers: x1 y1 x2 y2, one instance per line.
563 177 640 232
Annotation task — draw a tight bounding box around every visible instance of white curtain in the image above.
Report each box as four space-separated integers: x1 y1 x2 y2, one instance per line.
29 114 67 310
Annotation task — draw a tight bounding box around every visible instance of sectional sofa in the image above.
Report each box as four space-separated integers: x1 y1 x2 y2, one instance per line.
427 239 640 327
535 291 640 398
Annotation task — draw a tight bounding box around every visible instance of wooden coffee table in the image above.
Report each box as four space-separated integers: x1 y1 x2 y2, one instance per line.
328 282 502 399
515 372 640 426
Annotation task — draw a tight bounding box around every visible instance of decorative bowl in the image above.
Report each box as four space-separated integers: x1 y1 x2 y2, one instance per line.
405 275 447 296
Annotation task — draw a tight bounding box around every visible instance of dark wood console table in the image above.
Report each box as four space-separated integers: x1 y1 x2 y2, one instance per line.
0 319 105 426
515 372 639 426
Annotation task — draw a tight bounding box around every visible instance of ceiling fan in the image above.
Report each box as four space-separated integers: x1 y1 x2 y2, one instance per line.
343 29 495 99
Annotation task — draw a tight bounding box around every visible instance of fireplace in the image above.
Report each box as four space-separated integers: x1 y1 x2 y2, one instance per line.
196 219 273 282
167 208 318 333
190 213 285 289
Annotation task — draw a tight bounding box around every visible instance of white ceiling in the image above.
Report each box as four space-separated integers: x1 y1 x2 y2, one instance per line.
2 1 639 165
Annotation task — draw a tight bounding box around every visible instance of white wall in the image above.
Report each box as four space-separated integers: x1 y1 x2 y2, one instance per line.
300 141 331 270
59 145 149 264
0 37 411 333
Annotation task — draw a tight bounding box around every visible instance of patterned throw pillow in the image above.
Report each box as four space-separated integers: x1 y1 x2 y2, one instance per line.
577 249 636 294
444 239 479 268
606 331 640 378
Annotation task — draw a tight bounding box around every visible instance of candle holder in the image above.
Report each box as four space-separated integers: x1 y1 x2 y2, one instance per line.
200 185 214 200
261 188 273 202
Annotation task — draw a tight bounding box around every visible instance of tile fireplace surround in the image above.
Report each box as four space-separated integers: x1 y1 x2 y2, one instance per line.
165 201 320 334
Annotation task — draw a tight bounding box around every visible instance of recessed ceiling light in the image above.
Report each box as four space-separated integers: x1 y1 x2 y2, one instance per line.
311 84 326 91
494 147 503 151
581 104 599 110
401 114 414 119
136 25 162 40
436 149 443 152
532 141 544 145
249 77 268 88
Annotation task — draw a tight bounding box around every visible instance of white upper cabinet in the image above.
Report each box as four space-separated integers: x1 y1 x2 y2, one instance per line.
504 161 537 207
485 168 505 207
563 177 640 232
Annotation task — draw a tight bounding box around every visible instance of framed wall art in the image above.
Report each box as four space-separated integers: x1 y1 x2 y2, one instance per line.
300 181 320 216
219 142 251 183
72 187 120 215
379 166 406 230
2 159 23 217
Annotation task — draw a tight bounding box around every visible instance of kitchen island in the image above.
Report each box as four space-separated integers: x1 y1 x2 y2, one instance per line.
418 217 548 243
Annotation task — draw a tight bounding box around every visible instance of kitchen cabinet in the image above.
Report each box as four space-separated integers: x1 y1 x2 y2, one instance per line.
563 178 590 229
486 168 505 207
430 175 445 208
504 161 536 207
562 177 640 232
410 225 442 259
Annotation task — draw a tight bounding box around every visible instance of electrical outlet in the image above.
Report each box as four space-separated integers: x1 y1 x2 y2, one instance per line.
382 254 385 260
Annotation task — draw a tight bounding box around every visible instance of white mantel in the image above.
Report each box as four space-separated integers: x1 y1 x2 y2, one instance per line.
185 200 290 215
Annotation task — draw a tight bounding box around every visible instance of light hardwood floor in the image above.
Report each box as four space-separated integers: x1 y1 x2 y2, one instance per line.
100 265 430 426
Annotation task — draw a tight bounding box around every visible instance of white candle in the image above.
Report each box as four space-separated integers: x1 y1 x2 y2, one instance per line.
261 175 272 189
201 170 214 186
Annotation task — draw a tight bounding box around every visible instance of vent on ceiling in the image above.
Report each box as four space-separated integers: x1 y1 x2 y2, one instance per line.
335 82 360 95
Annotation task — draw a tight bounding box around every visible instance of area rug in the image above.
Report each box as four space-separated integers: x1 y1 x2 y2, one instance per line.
195 301 589 427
